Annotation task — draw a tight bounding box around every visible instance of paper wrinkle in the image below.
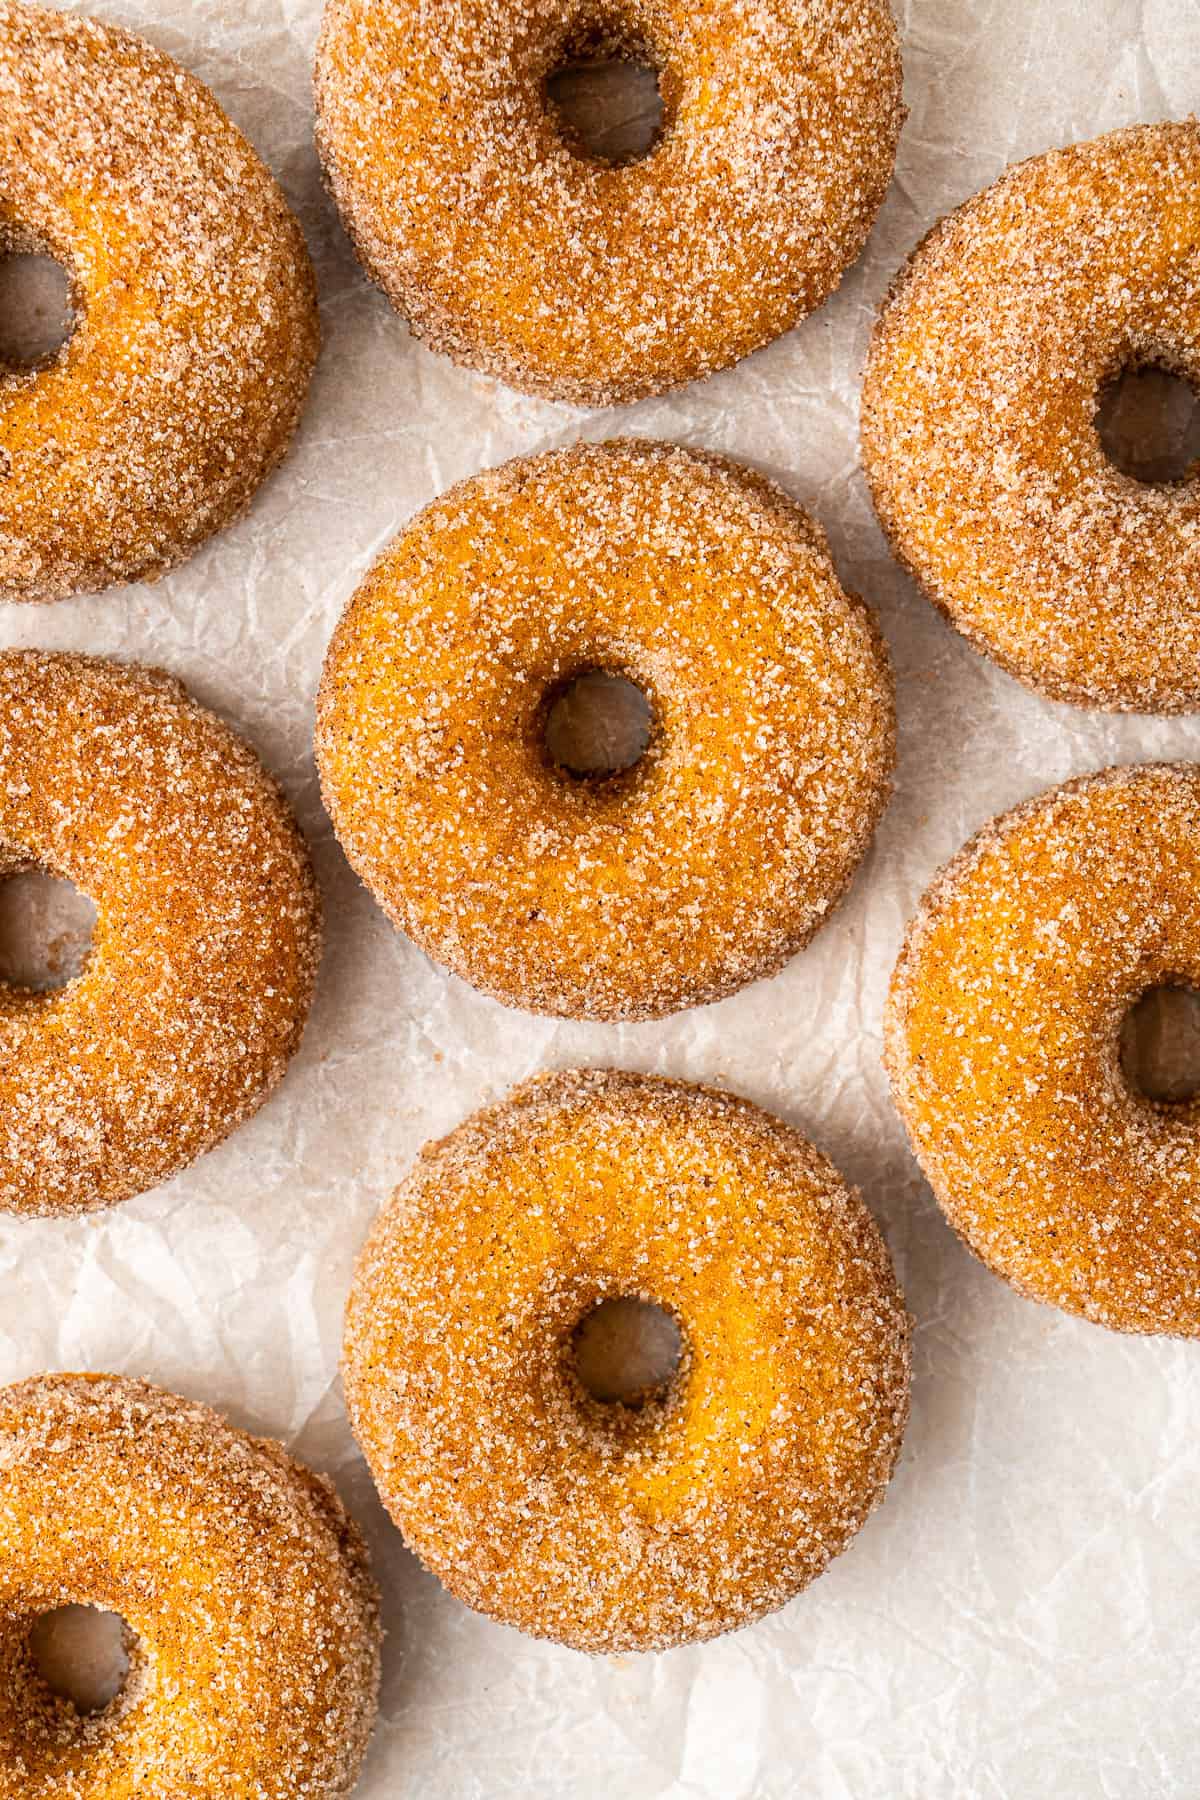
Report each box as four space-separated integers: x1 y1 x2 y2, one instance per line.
1 1 1198 1794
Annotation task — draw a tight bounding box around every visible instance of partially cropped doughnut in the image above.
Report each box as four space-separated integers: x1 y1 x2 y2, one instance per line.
0 1372 380 1798
862 122 1200 713
314 0 903 404
888 763 1200 1338
344 1069 911 1653
316 440 895 1021
0 2 319 603
0 650 321 1217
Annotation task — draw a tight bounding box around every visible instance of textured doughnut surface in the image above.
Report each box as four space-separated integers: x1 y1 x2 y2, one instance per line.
0 2 319 603
316 440 895 1021
862 122 1200 713
0 651 322 1218
888 764 1200 1338
344 1069 911 1653
314 0 903 404
0 1373 380 1798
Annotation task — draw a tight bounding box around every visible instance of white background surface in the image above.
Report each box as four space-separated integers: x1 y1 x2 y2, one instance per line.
2 2 1199 1795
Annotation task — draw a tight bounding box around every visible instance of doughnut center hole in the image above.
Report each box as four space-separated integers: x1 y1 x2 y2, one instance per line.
29 1607 130 1716
572 1298 682 1405
0 867 97 992
1096 364 1200 485
544 671 653 778
546 44 664 165
1120 984 1200 1104
0 253 75 371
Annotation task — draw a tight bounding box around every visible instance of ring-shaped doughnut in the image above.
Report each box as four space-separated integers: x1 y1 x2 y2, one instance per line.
862 122 1200 713
0 2 320 602
0 650 322 1218
315 440 895 1021
887 763 1200 1337
0 1373 380 1798
314 0 903 403
343 1069 911 1653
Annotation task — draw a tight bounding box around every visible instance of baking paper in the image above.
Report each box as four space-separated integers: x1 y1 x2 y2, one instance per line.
2 2 1199 1794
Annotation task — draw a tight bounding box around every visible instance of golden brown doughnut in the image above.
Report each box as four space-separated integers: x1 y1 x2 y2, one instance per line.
0 650 321 1218
0 1372 380 1798
313 0 903 404
861 122 1200 713
887 763 1200 1337
0 2 319 603
344 1069 911 1653
316 439 895 1021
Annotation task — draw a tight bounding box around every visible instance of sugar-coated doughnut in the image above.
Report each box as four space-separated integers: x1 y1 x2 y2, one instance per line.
313 0 903 404
0 2 319 603
888 764 1200 1337
0 1372 380 1798
0 651 322 1218
861 122 1200 713
343 1069 911 1653
316 440 895 1022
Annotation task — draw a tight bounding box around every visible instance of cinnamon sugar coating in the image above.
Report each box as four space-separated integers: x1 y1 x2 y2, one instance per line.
0 2 319 603
862 122 1200 714
313 0 903 404
0 1373 381 1798
0 651 322 1218
888 764 1200 1337
316 440 895 1022
343 1069 911 1654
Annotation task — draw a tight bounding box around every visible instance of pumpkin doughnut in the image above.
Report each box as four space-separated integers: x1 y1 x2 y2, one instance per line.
316 439 895 1022
861 122 1200 713
313 0 903 404
887 763 1200 1338
0 650 321 1218
0 1372 380 1798
343 1068 911 1653
0 2 319 604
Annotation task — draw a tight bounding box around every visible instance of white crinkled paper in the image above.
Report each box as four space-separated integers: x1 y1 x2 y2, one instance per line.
2 2 1200 1794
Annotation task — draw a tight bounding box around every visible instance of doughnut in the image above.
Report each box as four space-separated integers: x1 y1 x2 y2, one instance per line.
887 763 1200 1338
0 1372 380 1798
0 2 320 604
861 121 1200 713
313 0 903 404
343 1068 911 1653
316 440 895 1021
0 650 322 1219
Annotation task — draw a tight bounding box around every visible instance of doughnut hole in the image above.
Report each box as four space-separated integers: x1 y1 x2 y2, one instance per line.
29 1606 131 1715
0 247 76 372
571 1297 684 1408
1120 983 1200 1106
542 669 655 779
1095 362 1200 486
545 18 666 165
0 1602 139 1773
0 863 97 993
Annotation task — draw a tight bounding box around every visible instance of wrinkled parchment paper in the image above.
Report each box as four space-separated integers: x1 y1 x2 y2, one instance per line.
2 3 1200 1794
